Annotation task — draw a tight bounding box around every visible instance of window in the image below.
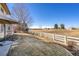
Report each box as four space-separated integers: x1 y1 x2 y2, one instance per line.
8 26 10 30
6 25 11 31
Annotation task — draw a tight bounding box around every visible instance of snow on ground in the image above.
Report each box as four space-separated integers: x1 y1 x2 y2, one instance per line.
0 41 13 56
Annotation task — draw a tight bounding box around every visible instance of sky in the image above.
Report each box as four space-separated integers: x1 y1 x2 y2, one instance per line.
7 3 79 28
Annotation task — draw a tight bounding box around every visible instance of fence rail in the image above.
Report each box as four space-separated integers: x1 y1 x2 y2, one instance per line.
30 31 79 46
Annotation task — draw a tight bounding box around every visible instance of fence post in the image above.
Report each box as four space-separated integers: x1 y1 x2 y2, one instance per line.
39 32 40 36
53 34 55 42
40 32 41 37
64 35 67 45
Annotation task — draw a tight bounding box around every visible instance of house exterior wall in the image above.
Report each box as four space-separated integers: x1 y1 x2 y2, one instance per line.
0 4 5 38
0 24 14 38
0 4 6 14
0 24 4 38
0 3 14 38
0 4 10 15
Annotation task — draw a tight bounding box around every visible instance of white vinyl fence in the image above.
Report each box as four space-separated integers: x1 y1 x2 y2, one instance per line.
30 31 79 46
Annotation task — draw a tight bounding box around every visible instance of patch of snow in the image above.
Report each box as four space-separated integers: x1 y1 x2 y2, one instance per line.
0 41 13 56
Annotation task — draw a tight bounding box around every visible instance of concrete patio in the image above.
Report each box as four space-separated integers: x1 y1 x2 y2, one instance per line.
7 34 72 56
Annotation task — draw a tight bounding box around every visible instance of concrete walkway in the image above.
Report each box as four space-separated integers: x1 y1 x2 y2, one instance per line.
8 33 72 56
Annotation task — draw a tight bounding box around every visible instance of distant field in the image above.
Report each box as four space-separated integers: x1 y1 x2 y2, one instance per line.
31 29 79 37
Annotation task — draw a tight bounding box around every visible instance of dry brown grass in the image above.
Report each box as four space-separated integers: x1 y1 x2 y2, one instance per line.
31 29 79 37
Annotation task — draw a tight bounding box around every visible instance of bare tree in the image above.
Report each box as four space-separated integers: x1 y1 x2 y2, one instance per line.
11 3 32 32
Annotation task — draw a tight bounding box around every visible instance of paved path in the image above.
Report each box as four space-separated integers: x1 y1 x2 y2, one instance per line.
8 34 72 56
